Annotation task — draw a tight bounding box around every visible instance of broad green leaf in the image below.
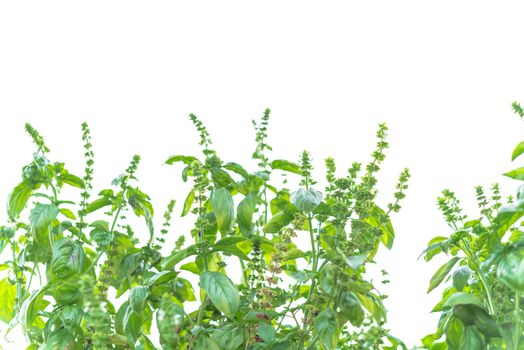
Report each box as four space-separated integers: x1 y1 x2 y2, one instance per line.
211 187 234 235
86 197 113 214
53 281 81 305
182 189 195 217
200 271 239 319
258 322 276 343
446 316 464 349
315 308 339 350
161 245 198 270
211 168 234 187
224 162 249 178
0 278 16 324
20 288 46 329
165 155 199 165
460 326 484 350
130 286 149 313
270 159 301 174
46 328 74 350
8 179 33 220
124 306 142 348
452 265 472 292
262 210 294 234
30 203 59 245
58 173 85 188
343 253 367 270
50 238 85 281
59 208 76 220
194 335 220 350
512 141 524 161
237 192 258 237
443 293 487 311
145 271 177 286
157 297 184 348
428 257 460 293
212 323 244 349
497 250 524 292
494 202 524 238
504 167 524 181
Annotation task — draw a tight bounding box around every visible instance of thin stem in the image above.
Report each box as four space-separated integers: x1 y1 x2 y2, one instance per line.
515 292 520 350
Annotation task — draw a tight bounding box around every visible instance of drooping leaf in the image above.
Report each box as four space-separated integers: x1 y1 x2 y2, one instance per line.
46 328 74 350
211 187 234 235
270 159 301 174
504 167 524 181
262 210 294 234
237 192 258 237
86 197 113 214
460 326 485 350
200 271 239 319
452 265 472 292
0 278 16 324
182 189 195 217
7 179 33 220
29 203 59 245
50 238 85 281
58 173 85 189
512 141 524 161
224 162 249 178
130 286 149 313
315 308 339 350
496 250 524 292
428 257 460 293
165 155 199 165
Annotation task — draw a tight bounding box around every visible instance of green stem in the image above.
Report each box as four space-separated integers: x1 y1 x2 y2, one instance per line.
462 241 495 314
515 292 520 350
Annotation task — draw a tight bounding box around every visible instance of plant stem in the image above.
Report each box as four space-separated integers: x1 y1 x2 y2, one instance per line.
515 292 520 350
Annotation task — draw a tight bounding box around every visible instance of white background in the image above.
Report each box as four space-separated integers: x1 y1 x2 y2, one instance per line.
1 1 524 347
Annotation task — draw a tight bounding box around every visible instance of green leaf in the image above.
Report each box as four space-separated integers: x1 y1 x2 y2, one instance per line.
428 257 460 293
262 210 294 234
161 245 198 270
497 250 524 292
224 162 249 178
145 271 177 286
237 192 258 237
512 141 524 161
181 189 195 217
46 328 74 350
460 326 485 350
130 286 149 313
494 202 524 238
86 197 113 214
258 322 276 343
50 238 85 281
124 306 142 348
443 293 487 311
211 168 234 187
194 335 220 350
211 187 234 235
504 167 524 180
58 173 85 188
59 208 76 220
212 323 244 349
7 179 33 220
270 159 301 174
165 154 199 165
30 203 59 246
452 265 472 292
315 308 339 350
20 287 46 329
200 271 240 319
0 278 16 324
343 253 367 270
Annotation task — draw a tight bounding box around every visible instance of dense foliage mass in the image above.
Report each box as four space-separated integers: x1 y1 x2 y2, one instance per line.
0 111 410 349
420 102 524 350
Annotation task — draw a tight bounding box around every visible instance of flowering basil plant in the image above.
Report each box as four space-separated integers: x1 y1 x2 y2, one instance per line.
0 110 410 349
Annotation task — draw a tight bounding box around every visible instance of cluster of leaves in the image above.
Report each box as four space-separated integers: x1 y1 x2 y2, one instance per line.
0 110 409 350
419 102 524 350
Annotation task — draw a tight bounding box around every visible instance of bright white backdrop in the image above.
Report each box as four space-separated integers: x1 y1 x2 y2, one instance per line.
1 1 524 347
